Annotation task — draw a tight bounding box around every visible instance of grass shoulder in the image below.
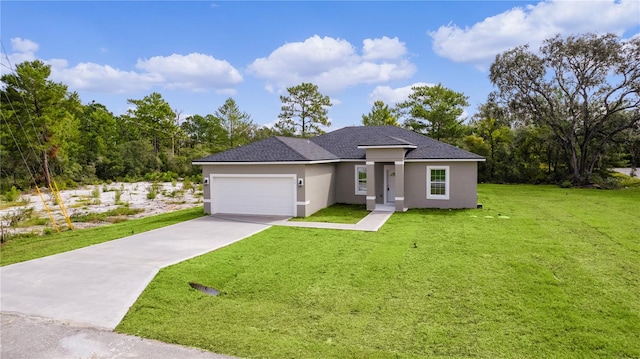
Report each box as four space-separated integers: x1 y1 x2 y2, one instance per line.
1 207 205 266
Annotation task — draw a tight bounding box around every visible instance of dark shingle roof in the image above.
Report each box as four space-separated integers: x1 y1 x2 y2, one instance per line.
312 126 483 160
276 137 339 161
357 134 416 147
195 126 483 162
195 136 339 162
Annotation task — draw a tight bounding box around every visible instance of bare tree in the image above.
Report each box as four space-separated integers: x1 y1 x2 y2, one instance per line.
490 33 640 185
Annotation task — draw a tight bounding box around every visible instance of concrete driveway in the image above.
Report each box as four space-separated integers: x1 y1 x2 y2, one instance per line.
0 216 270 330
1 313 237 359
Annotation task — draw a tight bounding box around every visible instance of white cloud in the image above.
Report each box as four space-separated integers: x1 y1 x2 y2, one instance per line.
2 37 38 66
362 36 407 60
248 35 415 94
50 61 163 93
136 53 242 91
369 82 432 105
261 119 279 129
2 38 243 94
430 0 640 65
215 88 238 96
249 35 358 79
11 37 39 53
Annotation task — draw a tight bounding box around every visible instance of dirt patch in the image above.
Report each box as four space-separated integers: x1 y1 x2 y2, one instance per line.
0 181 203 234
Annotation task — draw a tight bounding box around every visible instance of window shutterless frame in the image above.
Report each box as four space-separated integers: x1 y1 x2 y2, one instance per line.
355 165 367 195
426 166 449 200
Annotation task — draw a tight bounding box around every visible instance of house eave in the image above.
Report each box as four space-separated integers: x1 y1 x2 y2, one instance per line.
405 158 486 162
193 157 485 165
357 145 417 149
192 159 341 166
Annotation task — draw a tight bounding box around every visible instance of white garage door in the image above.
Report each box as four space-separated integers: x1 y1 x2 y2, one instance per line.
211 175 296 216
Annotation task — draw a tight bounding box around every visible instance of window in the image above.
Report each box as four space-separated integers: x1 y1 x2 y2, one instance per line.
427 166 449 200
355 165 367 195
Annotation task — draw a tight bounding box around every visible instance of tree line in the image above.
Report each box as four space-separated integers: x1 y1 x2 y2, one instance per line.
1 33 638 194
362 33 640 186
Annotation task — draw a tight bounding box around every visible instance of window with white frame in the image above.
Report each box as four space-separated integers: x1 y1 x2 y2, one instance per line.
355 165 367 195
427 166 449 200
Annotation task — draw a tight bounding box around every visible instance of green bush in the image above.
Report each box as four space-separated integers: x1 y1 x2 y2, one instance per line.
559 180 573 188
54 179 75 190
619 176 640 187
183 176 194 193
162 171 179 182
611 172 640 188
123 174 140 183
70 207 144 223
18 217 50 227
3 207 35 227
143 171 179 183
3 186 21 202
143 172 160 182
590 172 640 189
146 182 160 200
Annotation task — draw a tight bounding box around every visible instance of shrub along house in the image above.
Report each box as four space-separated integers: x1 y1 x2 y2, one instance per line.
193 126 484 217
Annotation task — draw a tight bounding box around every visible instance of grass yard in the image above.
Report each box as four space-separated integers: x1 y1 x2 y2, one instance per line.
0 207 204 266
289 203 369 224
117 184 640 358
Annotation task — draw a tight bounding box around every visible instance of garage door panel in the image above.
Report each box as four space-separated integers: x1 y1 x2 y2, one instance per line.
211 176 295 216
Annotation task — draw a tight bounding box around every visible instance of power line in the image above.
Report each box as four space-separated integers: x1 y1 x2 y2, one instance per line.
1 112 61 232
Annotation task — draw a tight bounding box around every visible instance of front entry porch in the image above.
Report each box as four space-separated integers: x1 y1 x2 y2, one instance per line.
358 141 414 213
364 160 407 213
374 203 396 212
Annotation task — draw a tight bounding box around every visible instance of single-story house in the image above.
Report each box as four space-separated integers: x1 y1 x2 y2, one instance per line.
193 126 485 217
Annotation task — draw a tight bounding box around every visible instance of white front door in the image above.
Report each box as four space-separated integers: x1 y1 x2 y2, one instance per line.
384 165 396 204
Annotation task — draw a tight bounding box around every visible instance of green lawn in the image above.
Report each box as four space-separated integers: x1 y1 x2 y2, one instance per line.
115 185 637 358
289 203 369 224
0 207 204 266
117 185 640 358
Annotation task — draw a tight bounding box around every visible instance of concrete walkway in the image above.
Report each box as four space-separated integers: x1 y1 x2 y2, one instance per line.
212 209 394 232
0 216 270 330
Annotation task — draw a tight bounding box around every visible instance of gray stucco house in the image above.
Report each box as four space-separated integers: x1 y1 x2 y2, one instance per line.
193 126 485 217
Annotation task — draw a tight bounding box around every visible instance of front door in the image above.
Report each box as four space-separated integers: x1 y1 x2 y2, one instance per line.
384 165 396 204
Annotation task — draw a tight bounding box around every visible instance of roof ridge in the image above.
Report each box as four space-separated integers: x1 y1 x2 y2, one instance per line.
308 137 340 157
275 136 339 160
273 136 306 159
387 135 415 145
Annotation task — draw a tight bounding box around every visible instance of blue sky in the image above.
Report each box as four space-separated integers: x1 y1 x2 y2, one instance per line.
2 1 639 129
